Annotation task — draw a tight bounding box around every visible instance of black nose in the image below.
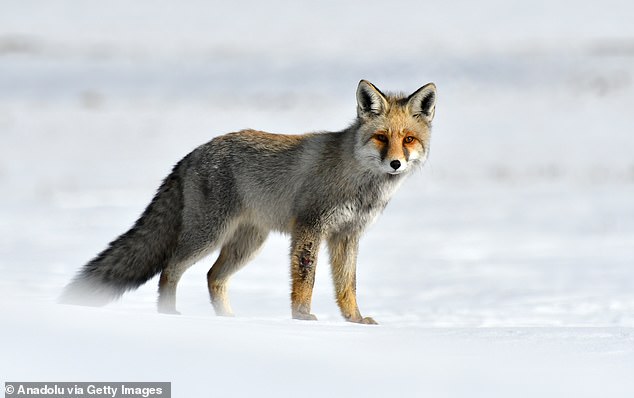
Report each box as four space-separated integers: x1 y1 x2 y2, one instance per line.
390 160 401 170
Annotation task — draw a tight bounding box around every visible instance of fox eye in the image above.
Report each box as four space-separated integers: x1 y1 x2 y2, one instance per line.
374 134 388 143
404 136 415 144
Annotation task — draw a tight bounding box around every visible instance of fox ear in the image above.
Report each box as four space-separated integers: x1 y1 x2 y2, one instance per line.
407 83 436 123
356 80 388 117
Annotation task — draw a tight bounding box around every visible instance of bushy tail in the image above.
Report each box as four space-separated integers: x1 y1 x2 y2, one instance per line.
60 162 184 306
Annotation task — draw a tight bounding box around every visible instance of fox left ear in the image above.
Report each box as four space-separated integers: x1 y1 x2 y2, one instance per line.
407 83 436 123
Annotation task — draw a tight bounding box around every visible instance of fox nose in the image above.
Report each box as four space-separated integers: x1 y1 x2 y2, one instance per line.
390 160 401 170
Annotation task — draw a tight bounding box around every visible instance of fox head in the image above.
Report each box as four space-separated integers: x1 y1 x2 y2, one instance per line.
354 80 436 176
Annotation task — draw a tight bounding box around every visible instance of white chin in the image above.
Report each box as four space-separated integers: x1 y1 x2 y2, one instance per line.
387 170 404 175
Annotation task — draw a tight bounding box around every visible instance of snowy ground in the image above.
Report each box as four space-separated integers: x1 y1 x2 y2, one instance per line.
2 1 634 397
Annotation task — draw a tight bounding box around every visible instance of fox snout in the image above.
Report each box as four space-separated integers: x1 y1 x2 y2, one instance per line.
387 158 407 174
390 160 401 170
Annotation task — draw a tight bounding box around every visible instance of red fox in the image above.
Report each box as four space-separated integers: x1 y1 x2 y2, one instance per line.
61 80 437 324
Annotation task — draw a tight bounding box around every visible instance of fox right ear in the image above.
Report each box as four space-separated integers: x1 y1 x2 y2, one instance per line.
356 80 388 117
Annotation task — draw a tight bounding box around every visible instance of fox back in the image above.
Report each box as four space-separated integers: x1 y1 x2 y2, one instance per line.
61 80 437 324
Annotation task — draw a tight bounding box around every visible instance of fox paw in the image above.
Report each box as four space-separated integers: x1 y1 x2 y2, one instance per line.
348 316 378 325
293 312 318 321
360 316 378 325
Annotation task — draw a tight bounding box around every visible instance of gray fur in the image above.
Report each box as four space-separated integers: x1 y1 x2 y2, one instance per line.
60 80 436 319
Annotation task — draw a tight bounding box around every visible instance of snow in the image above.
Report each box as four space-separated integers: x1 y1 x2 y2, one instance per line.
1 1 634 396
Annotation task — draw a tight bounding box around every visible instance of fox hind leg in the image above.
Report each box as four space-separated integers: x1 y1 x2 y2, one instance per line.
207 223 268 316
157 223 225 314
158 261 190 315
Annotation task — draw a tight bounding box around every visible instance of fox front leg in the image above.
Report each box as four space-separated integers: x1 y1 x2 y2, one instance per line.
328 233 377 325
290 227 321 321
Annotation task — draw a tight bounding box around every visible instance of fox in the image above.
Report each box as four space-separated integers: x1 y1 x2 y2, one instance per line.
60 80 437 324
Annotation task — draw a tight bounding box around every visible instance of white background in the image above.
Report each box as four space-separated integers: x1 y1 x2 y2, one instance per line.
1 1 634 396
